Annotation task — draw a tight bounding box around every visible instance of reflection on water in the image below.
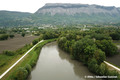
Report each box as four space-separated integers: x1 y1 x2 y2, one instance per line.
28 42 101 80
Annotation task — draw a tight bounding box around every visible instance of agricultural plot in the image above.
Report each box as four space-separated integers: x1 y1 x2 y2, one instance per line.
0 34 38 53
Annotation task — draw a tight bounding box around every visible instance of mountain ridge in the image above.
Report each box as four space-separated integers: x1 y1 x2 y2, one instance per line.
36 3 120 15
0 3 120 27
0 10 33 27
33 3 120 25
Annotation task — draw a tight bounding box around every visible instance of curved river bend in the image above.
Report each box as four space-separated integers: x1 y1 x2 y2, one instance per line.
28 42 101 80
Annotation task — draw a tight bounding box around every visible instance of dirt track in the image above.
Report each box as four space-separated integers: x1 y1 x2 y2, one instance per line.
0 34 39 53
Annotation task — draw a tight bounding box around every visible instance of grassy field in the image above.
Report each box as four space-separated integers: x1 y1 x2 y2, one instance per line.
1 39 56 80
0 54 24 75
0 42 34 75
0 34 38 53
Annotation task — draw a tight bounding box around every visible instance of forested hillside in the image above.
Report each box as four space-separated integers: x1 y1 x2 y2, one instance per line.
0 11 33 27
0 3 120 27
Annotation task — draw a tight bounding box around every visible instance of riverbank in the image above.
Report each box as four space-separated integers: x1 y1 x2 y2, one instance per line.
106 40 120 70
57 36 120 79
28 42 100 80
0 40 44 79
104 61 120 74
1 39 56 80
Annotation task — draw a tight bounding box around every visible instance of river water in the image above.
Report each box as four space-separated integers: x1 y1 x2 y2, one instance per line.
28 42 101 80
106 45 120 67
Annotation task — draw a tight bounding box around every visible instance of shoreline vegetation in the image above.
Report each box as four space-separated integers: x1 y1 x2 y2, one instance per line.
57 31 120 79
0 27 120 80
0 28 60 80
0 36 39 75
1 38 56 80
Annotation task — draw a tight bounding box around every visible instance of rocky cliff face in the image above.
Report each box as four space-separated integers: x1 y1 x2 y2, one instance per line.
36 3 120 15
0 3 120 27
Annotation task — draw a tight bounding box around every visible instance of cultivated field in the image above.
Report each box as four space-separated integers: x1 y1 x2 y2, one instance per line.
0 34 39 53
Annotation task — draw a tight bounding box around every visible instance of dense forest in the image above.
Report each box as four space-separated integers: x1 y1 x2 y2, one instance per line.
0 26 120 80
0 11 33 27
57 27 120 79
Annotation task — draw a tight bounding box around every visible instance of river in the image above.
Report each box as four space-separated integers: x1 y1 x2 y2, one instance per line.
106 45 120 67
28 42 101 80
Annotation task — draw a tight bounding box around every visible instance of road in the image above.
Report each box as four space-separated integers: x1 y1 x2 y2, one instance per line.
0 40 120 79
104 61 120 73
0 40 43 79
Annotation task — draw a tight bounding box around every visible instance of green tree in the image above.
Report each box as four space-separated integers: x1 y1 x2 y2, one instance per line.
58 37 67 49
98 63 108 75
0 34 9 40
84 45 97 64
15 67 28 80
88 58 99 73
25 64 31 74
110 32 120 40
107 70 120 79
91 33 111 40
71 40 83 59
93 49 106 64
21 33 25 37
9 34 14 38
32 39 38 45
96 40 118 56
64 40 73 53
71 38 95 60
66 33 76 40
3 50 15 56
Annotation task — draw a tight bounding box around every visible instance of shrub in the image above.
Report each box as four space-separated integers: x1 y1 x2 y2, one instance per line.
16 48 26 55
91 33 111 40
9 34 14 38
98 63 107 75
88 58 98 73
0 34 9 40
110 32 120 40
25 64 31 74
21 33 25 37
96 40 118 56
106 70 120 80
16 44 32 54
32 39 38 45
15 67 28 80
3 50 15 56
93 49 106 64
0 62 6 67
30 60 37 68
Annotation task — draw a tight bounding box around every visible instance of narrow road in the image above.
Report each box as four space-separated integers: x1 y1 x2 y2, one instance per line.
0 40 43 79
104 61 120 73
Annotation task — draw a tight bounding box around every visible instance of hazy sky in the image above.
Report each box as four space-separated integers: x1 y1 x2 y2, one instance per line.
0 0 120 13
